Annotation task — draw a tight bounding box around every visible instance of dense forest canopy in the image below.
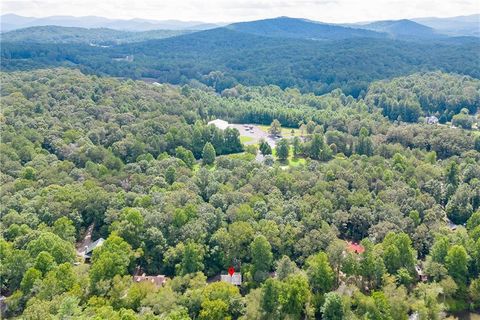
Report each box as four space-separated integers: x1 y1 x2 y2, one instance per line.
365 72 480 122
2 26 480 97
0 26 190 45
226 17 386 40
1 68 479 319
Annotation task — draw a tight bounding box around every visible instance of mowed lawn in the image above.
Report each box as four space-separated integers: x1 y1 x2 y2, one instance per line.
257 125 303 137
272 145 306 167
240 136 254 143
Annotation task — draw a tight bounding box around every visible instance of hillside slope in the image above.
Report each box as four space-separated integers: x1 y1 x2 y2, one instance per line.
2 26 479 97
227 17 385 40
413 14 480 36
0 25 190 44
356 19 442 38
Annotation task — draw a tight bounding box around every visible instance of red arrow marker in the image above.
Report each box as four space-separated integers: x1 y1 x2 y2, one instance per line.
228 266 235 276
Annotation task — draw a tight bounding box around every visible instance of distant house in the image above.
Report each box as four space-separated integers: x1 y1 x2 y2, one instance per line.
83 238 105 262
133 274 167 287
409 312 419 320
346 241 365 254
208 119 230 130
221 273 242 286
445 217 458 231
113 55 134 62
415 265 428 282
425 116 439 125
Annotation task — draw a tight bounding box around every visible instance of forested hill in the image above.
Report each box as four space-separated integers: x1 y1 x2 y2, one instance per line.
0 26 190 44
1 68 480 319
355 19 442 39
2 26 479 97
227 17 386 40
366 72 480 123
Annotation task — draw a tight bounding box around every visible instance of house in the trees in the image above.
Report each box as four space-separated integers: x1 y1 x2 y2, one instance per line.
83 237 105 262
346 241 365 254
425 116 439 125
133 274 167 287
221 273 242 286
444 217 458 231
415 265 428 282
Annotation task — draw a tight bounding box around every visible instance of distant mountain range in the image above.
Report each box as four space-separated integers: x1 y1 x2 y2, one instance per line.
347 14 479 38
4 15 478 47
2 13 479 38
0 14 223 31
2 16 479 98
412 14 480 37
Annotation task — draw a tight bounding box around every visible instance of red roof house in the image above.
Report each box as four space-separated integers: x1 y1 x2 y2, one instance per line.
346 241 365 254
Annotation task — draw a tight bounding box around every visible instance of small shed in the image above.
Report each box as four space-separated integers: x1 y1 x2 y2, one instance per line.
83 238 105 262
208 119 230 130
133 274 167 287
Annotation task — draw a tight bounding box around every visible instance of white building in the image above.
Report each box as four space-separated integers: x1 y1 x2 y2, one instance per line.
221 273 242 286
208 119 230 130
425 116 439 125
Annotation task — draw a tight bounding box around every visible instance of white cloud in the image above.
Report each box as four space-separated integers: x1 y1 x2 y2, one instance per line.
2 0 479 23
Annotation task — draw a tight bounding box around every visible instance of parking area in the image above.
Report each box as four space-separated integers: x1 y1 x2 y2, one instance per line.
229 123 278 148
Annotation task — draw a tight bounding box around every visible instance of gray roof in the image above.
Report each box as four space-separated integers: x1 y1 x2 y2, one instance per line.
84 238 105 256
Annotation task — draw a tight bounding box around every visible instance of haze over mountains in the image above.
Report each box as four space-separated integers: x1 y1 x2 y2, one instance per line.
353 19 442 39
413 14 480 36
0 13 223 31
1 13 479 38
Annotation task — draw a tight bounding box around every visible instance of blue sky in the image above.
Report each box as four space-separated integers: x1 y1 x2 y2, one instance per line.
2 0 479 23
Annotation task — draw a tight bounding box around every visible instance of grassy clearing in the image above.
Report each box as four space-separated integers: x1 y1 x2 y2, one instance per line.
272 145 306 167
193 163 216 172
240 136 254 143
228 152 256 161
289 157 306 167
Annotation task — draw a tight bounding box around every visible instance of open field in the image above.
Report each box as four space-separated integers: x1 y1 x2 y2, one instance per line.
257 125 303 137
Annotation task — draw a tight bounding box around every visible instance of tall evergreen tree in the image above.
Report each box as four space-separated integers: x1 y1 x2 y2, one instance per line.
356 127 373 156
276 139 290 161
259 139 272 156
202 142 216 165
250 235 273 283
